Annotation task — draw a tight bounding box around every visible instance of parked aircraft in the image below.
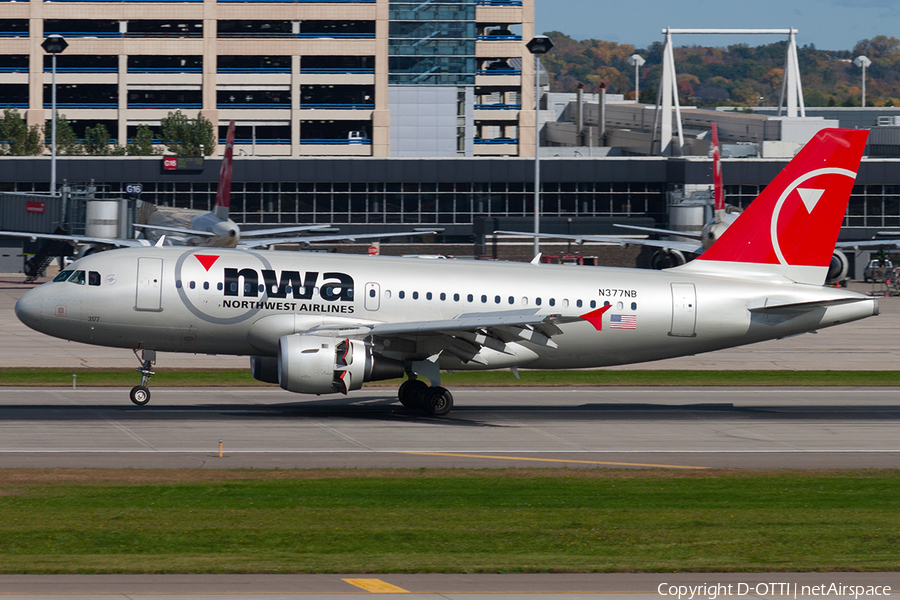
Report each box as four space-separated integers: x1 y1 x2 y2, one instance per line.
15 129 878 416
498 123 894 282
0 121 431 257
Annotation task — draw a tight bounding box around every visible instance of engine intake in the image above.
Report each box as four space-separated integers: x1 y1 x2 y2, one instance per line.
275 335 404 395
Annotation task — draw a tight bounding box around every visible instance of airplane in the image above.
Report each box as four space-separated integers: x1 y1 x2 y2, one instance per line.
1 121 436 259
497 122 897 282
497 123 739 269
14 129 879 416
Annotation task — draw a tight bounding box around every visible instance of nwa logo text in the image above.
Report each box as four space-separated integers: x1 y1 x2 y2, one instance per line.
222 268 354 313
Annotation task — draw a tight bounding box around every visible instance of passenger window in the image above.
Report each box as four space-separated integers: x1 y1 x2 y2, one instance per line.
494 295 501 304
369 289 376 298
453 293 460 302
189 281 196 290
590 300 597 309
562 299 569 308
508 296 514 305
413 291 419 300
88 271 101 286
217 282 223 291
576 300 583 308
203 282 209 290
385 290 392 299
54 270 73 282
535 298 542 306
440 292 446 301
399 291 405 299
481 295 487 303
427 292 433 300
67 270 86 285
603 301 610 307
616 301 624 310
230 282 237 293
467 294 473 302
549 298 556 307
631 302 637 310
176 280 182 289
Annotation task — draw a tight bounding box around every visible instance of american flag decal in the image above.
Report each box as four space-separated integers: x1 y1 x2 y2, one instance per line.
610 314 637 329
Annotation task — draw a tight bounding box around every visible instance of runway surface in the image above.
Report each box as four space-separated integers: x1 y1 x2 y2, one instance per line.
1 386 898 469
0 572 897 598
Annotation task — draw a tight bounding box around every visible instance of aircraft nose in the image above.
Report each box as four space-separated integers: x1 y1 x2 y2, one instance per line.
14 288 43 330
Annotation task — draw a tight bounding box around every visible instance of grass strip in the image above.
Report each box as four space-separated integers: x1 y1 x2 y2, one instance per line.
3 368 900 388
0 469 898 573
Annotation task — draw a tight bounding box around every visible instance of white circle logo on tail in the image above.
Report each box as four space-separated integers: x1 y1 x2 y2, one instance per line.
770 167 857 266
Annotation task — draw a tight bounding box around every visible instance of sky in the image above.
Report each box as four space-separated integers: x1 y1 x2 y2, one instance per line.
534 0 897 53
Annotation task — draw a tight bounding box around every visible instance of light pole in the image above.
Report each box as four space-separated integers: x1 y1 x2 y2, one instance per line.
627 54 645 103
42 34 68 195
853 55 871 107
526 35 553 257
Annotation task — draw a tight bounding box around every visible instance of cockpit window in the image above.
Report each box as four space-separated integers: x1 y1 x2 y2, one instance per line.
67 270 86 285
54 270 73 282
88 271 101 286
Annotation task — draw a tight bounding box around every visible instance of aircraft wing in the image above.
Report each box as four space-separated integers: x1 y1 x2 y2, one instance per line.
240 225 335 237
132 223 218 237
303 308 594 362
494 230 703 255
239 229 442 248
835 239 900 250
0 230 150 248
612 223 703 240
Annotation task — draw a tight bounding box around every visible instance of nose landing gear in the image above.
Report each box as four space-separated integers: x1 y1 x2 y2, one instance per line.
130 349 156 406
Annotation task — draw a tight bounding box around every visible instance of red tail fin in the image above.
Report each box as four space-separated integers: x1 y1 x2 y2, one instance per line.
213 120 235 220
711 123 724 212
697 128 867 275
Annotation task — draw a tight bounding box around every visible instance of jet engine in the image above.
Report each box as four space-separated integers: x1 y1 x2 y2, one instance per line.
651 249 687 270
273 335 404 395
827 249 849 284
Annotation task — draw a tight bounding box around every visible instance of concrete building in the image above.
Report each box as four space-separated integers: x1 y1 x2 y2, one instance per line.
0 0 534 157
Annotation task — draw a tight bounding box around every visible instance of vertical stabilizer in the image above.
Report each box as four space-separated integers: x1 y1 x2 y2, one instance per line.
711 122 724 216
213 120 235 220
691 128 868 285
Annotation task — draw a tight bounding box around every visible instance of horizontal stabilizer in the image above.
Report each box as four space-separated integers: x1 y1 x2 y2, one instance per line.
747 296 875 314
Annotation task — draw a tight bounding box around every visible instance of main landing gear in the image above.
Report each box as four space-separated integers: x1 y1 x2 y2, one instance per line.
130 349 156 406
398 377 454 416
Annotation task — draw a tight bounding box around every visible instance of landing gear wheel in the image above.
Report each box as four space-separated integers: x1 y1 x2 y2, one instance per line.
399 379 428 408
130 385 151 406
422 386 453 417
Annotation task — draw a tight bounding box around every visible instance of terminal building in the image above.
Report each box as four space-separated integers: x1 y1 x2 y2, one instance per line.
0 0 535 157
4 8 900 279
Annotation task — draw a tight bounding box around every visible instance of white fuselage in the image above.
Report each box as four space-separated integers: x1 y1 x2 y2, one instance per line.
16 247 879 372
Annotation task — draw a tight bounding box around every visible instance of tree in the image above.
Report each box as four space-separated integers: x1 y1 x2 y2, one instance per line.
47 113 84 156
853 35 900 59
159 110 215 156
127 124 159 156
0 107 43 156
83 123 125 156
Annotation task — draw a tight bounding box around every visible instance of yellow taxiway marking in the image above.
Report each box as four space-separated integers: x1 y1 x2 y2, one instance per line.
404 452 709 470
342 578 410 593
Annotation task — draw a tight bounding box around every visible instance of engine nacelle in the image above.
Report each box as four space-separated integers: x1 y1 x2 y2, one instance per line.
277 335 404 395
827 249 849 284
651 249 687 270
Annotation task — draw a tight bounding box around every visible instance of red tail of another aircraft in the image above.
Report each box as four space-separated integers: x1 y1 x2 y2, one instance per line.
711 122 724 213
691 128 868 285
213 120 236 221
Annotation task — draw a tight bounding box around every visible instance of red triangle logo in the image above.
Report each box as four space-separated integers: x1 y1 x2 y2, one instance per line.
195 254 220 271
